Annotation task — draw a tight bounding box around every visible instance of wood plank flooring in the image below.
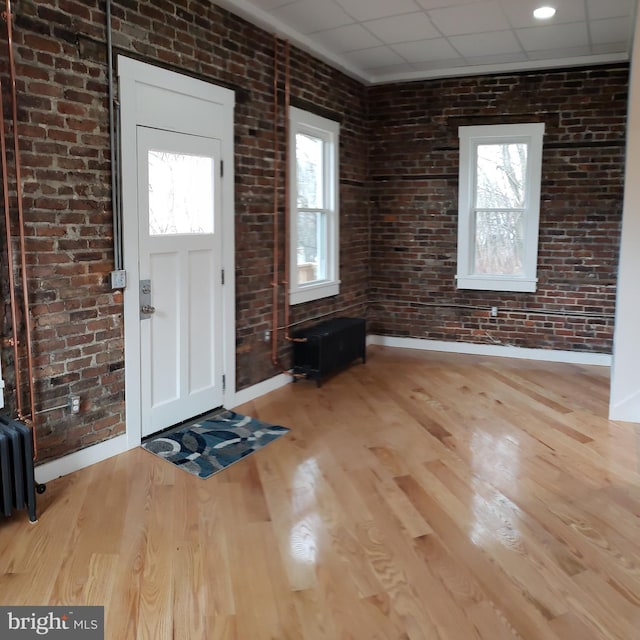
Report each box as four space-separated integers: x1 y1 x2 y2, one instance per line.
1 345 639 639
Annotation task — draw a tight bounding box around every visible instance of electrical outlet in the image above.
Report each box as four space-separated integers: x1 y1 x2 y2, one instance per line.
264 330 271 342
68 394 80 414
490 306 498 317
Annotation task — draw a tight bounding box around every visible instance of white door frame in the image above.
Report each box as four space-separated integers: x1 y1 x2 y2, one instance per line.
118 56 236 448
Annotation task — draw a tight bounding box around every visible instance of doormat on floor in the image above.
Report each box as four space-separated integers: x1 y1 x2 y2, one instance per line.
141 409 290 479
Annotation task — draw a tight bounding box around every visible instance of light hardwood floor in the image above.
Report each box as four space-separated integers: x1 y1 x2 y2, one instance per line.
1 345 639 639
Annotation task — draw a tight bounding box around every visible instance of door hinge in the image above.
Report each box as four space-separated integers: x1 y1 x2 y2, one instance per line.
222 374 226 391
220 160 223 177
221 269 225 285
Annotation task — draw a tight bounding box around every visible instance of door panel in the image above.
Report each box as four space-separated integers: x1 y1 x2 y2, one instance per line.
149 251 179 406
137 126 223 437
188 249 216 393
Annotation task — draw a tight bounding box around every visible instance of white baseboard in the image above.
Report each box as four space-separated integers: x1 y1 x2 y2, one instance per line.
33 372 294 484
33 338 612 484
34 434 129 485
229 372 292 408
609 388 640 422
368 335 612 367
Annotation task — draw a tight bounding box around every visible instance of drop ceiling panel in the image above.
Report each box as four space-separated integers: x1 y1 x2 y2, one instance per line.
415 0 477 9
501 0 586 28
593 41 630 54
334 0 424 22
214 0 636 84
393 38 463 63
312 23 382 53
590 17 631 45
449 30 523 58
342 46 407 69
428 1 512 36
247 0 291 10
517 22 590 52
271 1 354 35
364 12 441 43
587 0 635 20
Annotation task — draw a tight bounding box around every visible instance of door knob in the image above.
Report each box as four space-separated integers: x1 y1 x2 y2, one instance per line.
139 279 154 319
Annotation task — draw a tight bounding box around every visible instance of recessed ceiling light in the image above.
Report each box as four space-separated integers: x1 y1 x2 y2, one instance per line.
533 6 556 19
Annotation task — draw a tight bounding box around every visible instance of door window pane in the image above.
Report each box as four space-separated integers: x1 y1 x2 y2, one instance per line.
475 143 527 208
296 211 326 283
296 133 324 209
148 150 214 235
474 211 524 275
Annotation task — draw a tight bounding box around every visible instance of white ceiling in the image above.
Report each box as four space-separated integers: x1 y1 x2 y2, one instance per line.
215 0 637 84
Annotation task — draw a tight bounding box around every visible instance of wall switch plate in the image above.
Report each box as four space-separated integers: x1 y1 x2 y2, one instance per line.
110 270 127 289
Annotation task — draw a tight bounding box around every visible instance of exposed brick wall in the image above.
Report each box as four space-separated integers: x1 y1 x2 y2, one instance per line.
0 1 628 463
1 0 124 460
368 67 627 352
0 0 368 461
232 34 370 389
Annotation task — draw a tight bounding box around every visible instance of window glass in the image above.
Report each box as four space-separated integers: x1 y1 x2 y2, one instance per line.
474 211 524 275
475 143 527 209
296 211 327 283
148 150 214 235
296 133 324 209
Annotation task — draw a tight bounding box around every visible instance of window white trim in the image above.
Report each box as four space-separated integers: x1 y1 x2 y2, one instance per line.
457 122 545 292
289 106 340 305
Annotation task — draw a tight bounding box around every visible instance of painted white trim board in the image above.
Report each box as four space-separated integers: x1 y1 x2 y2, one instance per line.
368 335 612 367
229 373 292 409
609 388 640 422
34 338 611 483
610 8 640 426
34 373 293 483
35 434 129 485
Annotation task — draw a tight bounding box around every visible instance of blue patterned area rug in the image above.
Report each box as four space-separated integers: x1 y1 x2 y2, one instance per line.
141 410 290 479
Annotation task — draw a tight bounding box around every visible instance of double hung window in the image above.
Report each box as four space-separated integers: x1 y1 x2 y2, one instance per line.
457 123 545 292
289 107 340 305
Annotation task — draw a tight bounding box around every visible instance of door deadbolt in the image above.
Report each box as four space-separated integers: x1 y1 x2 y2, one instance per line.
140 279 154 319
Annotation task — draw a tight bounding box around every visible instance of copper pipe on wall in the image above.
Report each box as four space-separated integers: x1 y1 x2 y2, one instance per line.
282 40 293 341
0 69 22 417
271 38 305 375
271 35 281 368
282 42 306 345
4 0 38 457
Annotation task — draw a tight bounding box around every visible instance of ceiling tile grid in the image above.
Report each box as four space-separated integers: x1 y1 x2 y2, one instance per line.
215 0 637 83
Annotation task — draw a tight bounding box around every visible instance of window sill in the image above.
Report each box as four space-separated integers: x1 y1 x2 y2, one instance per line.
289 280 340 305
456 275 537 293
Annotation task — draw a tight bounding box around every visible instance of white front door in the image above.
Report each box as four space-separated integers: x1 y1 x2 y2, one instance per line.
118 56 235 446
137 127 224 437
